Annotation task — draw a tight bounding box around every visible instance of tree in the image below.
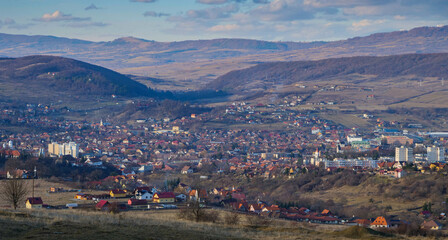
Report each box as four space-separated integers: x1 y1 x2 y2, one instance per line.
1 178 29 209
178 200 217 222
224 212 240 225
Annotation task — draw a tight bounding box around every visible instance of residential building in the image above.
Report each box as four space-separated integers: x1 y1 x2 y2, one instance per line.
153 192 175 203
26 197 43 209
421 220 443 230
395 146 413 162
427 146 445 163
371 216 390 228
48 142 79 158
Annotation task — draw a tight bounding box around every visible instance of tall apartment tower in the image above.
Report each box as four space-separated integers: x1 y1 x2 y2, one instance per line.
427 146 445 163
395 146 414 162
48 142 79 158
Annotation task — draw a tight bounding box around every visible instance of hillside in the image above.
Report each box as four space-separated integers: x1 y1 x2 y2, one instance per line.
0 55 155 102
1 25 448 90
205 53 448 110
207 53 448 93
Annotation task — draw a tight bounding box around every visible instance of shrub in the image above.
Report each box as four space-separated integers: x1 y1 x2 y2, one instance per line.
246 215 271 227
224 212 240 225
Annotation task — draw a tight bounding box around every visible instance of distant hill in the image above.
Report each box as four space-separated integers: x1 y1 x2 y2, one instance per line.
0 55 155 101
1 25 448 90
206 53 448 93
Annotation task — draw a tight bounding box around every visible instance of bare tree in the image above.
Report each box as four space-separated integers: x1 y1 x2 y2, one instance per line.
178 200 205 222
178 200 218 222
1 178 29 209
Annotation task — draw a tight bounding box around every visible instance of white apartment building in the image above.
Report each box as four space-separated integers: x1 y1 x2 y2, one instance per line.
395 146 413 162
48 142 79 158
323 158 379 169
427 146 445 163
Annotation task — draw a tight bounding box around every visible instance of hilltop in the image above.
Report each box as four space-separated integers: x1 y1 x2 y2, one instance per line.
1 25 448 90
0 55 156 103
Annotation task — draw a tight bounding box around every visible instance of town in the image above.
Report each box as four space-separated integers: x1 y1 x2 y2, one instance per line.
0 98 447 236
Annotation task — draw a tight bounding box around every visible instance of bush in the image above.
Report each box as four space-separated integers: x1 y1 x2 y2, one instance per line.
246 215 271 227
178 200 219 223
224 212 240 225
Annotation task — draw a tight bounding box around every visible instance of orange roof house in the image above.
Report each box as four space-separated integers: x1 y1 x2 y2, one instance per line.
371 216 390 228
321 209 332 216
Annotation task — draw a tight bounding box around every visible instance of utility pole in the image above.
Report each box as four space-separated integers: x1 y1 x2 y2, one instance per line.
32 166 37 198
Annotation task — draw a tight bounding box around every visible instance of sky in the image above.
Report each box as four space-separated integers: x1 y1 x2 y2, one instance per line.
0 0 447 42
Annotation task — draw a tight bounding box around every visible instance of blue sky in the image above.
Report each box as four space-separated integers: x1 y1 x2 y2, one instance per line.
0 0 447 42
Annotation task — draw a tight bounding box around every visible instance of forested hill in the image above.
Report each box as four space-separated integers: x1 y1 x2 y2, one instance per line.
206 53 448 93
0 55 155 97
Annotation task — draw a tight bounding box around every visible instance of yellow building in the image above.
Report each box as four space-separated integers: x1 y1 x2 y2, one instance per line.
153 192 175 203
26 197 43 209
110 189 127 198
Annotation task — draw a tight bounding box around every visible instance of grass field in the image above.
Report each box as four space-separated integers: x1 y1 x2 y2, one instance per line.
1 177 446 239
0 179 106 208
317 113 372 129
0 207 409 240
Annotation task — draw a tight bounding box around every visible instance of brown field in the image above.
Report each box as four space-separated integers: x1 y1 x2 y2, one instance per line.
1 178 446 239
0 207 408 240
0 179 106 208
318 113 372 129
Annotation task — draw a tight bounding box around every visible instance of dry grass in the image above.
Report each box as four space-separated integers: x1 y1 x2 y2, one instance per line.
0 179 107 208
0 208 361 240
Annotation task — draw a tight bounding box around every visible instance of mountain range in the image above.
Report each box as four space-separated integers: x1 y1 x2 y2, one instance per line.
1 25 448 90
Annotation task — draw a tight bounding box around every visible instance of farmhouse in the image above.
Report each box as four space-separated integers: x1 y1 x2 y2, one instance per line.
26 197 43 209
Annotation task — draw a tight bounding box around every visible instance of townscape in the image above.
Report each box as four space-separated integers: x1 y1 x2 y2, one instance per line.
1 96 447 236
2 1 448 239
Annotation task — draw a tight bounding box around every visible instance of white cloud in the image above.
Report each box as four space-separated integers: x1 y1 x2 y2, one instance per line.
394 15 406 20
208 24 240 31
351 19 385 31
249 0 315 21
34 10 90 22
186 4 239 19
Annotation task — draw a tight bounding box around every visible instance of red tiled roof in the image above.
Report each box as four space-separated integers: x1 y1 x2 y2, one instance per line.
155 192 175 199
96 200 109 209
